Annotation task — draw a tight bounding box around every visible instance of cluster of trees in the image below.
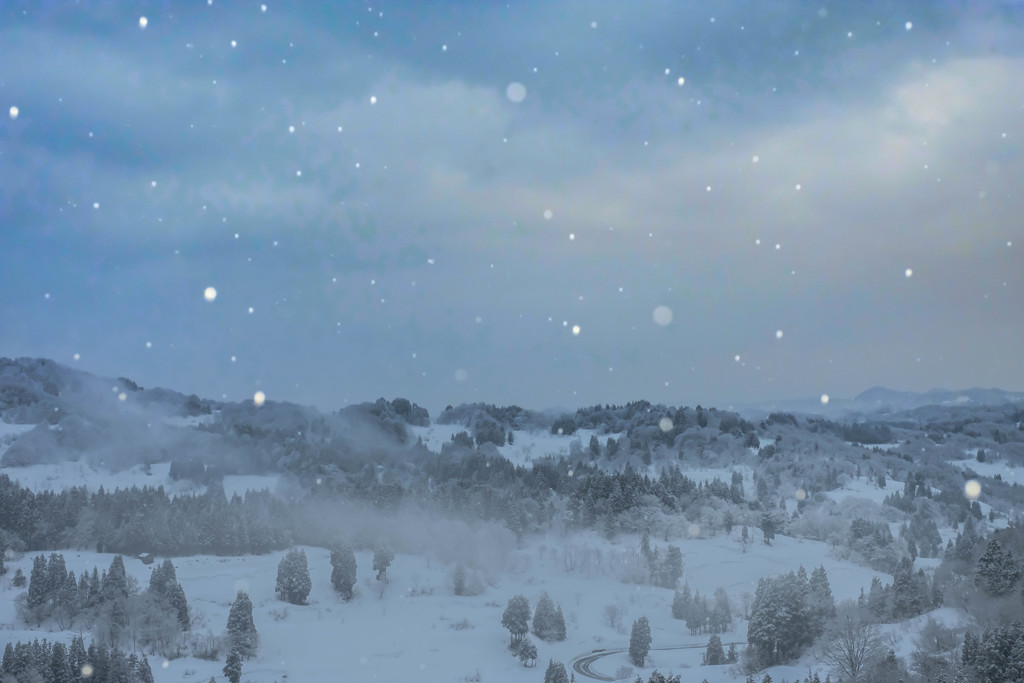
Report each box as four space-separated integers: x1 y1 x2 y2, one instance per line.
502 592 568 667
973 538 1022 597
0 636 155 683
532 593 567 642
701 634 738 666
672 584 732 635
640 532 684 588
858 558 937 623
842 516 906 573
961 620 1024 681
0 474 291 557
146 559 190 630
746 566 835 667
20 553 191 654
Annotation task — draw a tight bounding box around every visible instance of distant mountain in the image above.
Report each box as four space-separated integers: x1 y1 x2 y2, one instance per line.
735 386 1024 419
853 386 1024 411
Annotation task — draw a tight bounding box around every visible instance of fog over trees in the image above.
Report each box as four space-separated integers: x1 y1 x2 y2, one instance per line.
2 359 1024 680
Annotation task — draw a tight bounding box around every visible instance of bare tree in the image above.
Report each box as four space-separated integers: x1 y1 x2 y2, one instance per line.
818 612 884 682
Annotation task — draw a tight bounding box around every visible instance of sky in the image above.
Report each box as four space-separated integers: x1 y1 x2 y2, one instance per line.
1 1 1022 416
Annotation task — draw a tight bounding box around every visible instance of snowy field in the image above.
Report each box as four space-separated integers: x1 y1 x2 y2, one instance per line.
1 526 894 682
951 457 1022 482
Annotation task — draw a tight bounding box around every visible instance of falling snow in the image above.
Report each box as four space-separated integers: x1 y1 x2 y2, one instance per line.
505 82 527 102
652 305 673 326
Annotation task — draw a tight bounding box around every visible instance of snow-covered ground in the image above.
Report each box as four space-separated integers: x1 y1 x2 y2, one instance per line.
0 423 980 681
0 420 34 460
1 524 895 682
822 473 902 506
951 457 1022 482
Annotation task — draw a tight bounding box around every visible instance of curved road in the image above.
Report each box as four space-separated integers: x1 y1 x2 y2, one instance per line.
571 642 746 681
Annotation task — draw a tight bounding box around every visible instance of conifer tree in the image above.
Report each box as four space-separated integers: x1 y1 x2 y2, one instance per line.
27 554 47 612
807 565 835 636
703 634 725 665
671 588 686 620
12 567 26 587
226 591 258 658
502 595 531 646
518 638 537 667
275 548 312 604
630 616 652 667
223 649 242 683
103 555 129 600
552 605 567 641
167 581 191 629
710 587 732 634
49 641 71 683
135 654 155 683
453 562 467 596
533 593 557 640
330 541 358 600
659 545 684 588
373 545 395 583
543 659 570 683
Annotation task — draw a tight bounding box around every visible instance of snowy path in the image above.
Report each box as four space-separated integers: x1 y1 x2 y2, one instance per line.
571 641 746 681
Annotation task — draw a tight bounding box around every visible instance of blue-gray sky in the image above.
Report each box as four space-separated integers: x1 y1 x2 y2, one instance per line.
1 1 1021 414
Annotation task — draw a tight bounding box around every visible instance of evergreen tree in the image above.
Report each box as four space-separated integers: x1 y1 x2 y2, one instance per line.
49 641 71 683
629 616 652 667
330 542 358 600
103 555 129 600
148 559 190 629
533 593 565 641
226 591 258 658
658 545 684 588
223 648 243 683
167 581 191 630
502 595 531 646
66 636 85 675
27 554 47 612
543 659 570 683
890 558 917 619
453 562 467 596
148 559 177 597
671 587 689 620
866 576 887 620
807 565 835 636
703 634 725 665
552 605 567 641
12 567 26 587
275 548 312 604
518 638 537 667
136 654 155 683
686 593 708 636
710 587 732 633
975 538 1022 597
760 513 775 545
373 545 395 583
